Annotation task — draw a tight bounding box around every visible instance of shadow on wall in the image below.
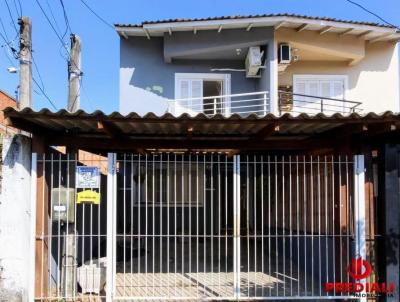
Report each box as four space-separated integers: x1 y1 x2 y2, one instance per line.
119 85 170 116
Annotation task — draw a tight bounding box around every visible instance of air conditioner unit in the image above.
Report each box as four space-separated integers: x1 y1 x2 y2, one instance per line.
245 46 264 78
279 43 291 64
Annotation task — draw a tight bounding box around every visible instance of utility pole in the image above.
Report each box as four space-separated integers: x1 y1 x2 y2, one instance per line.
18 17 32 109
68 34 81 112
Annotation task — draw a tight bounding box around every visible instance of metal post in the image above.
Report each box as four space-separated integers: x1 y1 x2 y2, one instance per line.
29 153 37 302
213 98 217 115
233 155 240 298
263 92 267 116
106 153 117 302
18 17 32 109
354 155 366 302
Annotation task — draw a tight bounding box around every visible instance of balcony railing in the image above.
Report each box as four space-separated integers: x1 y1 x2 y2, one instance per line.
168 91 269 117
279 91 362 115
167 90 362 116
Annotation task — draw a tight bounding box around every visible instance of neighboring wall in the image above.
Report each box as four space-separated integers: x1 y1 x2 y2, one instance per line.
278 38 400 113
120 28 274 115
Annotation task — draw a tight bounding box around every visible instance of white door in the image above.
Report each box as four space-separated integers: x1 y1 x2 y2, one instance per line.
173 73 231 116
293 75 346 114
174 78 203 116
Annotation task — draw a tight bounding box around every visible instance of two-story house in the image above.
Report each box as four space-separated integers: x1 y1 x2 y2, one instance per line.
116 14 400 116
3 14 400 302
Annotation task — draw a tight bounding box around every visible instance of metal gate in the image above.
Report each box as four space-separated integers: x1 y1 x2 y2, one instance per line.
32 152 365 301
110 153 363 301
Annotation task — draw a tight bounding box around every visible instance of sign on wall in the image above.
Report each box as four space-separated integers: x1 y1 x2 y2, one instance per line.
76 166 100 189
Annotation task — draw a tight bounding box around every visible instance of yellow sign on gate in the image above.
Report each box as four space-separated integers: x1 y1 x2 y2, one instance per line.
77 190 100 205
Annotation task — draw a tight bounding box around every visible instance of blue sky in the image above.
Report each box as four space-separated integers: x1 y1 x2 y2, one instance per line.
0 0 399 113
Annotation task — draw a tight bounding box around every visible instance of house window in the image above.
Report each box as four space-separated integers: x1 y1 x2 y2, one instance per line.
293 75 348 113
174 73 231 115
119 160 205 206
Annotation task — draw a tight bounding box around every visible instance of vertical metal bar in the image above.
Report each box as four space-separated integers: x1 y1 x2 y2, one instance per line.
338 156 343 285
167 153 170 299
261 155 264 298
160 154 163 293
324 156 329 290
138 155 141 295
233 155 241 299
210 154 213 291
174 154 177 296
310 155 314 296
354 155 366 302
332 155 336 296
106 153 116 302
49 154 54 299
225 155 228 296
318 156 322 296
296 156 300 297
130 154 134 294
40 154 46 299
145 154 148 296
152 154 155 296
123 154 127 295
246 156 250 297
275 156 278 297
289 155 293 296
303 156 307 295
196 154 199 297
218 154 221 294
346 155 350 285
263 92 267 115
29 153 37 302
282 155 285 296
268 155 271 297
253 155 257 297
57 154 62 299
181 154 184 296
203 154 206 294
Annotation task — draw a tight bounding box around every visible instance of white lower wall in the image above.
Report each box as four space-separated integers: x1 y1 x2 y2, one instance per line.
0 135 32 302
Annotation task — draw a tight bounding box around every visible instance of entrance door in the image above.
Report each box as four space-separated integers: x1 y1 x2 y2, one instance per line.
174 73 231 116
293 75 347 114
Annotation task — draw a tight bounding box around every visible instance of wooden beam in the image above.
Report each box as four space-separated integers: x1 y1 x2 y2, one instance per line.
97 121 122 137
252 124 280 140
119 31 128 39
319 26 333 35
339 28 354 36
274 21 285 30
46 136 309 151
357 30 372 39
143 28 150 39
5 117 55 135
296 23 308 32
368 33 393 43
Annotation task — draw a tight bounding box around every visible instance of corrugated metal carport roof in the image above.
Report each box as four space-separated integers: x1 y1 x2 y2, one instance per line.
3 108 400 152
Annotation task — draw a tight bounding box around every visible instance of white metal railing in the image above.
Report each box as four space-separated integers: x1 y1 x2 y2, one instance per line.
168 91 269 117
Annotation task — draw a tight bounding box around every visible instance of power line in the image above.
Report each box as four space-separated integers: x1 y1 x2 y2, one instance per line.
12 0 22 18
34 0 69 53
79 0 114 30
58 0 72 40
45 0 62 35
345 0 400 31
3 0 19 34
32 77 58 110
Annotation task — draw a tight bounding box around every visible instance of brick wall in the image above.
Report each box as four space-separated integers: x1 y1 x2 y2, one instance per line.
0 90 17 127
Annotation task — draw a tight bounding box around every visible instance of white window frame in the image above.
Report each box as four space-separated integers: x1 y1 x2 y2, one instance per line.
174 73 231 115
293 74 348 97
293 74 349 113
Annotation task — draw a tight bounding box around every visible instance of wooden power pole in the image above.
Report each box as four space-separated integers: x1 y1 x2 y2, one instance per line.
18 17 32 109
68 34 81 112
